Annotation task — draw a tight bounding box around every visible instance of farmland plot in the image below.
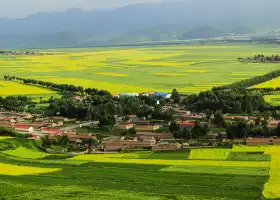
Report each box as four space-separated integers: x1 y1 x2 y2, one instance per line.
0 137 275 200
1 43 280 95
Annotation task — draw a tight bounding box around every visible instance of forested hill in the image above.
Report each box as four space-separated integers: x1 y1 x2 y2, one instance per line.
0 0 280 48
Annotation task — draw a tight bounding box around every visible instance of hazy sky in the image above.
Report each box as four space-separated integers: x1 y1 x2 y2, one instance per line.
0 0 163 18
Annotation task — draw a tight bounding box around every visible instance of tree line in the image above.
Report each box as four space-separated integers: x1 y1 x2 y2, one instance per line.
213 69 280 90
238 54 280 62
4 75 111 97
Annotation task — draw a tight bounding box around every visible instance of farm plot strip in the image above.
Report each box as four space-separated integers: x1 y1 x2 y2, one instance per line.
262 146 280 199
4 146 48 159
0 163 60 176
0 162 269 200
70 155 269 168
160 165 269 176
188 149 231 160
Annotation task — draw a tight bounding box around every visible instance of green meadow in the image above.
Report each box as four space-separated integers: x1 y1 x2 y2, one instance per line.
1 137 280 200
1 43 280 96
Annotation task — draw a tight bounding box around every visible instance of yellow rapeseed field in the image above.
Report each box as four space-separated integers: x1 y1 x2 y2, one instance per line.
95 72 129 77
183 70 210 73
262 146 280 199
0 163 60 176
153 73 186 76
37 77 155 94
252 77 280 89
232 144 268 152
0 81 55 96
0 44 279 95
70 154 269 168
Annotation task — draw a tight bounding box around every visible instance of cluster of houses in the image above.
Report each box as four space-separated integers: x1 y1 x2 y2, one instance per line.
174 109 280 128
1 109 280 152
0 112 75 137
234 137 280 145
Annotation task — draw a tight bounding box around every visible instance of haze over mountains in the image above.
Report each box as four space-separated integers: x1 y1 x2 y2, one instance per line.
0 0 280 48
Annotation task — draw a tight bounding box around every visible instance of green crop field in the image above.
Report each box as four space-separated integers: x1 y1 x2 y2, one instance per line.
1 137 280 200
1 43 280 96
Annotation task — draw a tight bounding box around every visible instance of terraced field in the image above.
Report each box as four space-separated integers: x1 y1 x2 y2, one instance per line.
1 43 280 95
1 137 280 200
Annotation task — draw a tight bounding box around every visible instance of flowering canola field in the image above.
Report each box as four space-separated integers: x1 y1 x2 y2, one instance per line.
1 43 280 95
0 163 60 175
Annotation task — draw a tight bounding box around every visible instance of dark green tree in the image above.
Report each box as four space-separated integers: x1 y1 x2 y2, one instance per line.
171 88 180 103
214 110 224 126
169 121 180 134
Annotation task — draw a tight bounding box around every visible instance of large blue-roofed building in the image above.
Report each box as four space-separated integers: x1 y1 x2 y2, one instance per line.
154 92 171 99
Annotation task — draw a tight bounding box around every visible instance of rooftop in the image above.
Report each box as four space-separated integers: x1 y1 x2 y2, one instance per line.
15 125 31 129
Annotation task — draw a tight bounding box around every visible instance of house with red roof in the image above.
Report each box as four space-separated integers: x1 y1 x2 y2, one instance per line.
178 121 195 130
15 125 34 134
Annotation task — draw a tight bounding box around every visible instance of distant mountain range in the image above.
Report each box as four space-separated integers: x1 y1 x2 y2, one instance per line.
0 0 280 48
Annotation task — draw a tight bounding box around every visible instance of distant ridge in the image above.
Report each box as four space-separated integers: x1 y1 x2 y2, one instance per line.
229 26 255 35
180 26 227 40
0 0 280 48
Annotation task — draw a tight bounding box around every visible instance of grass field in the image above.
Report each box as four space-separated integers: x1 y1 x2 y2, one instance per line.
228 152 271 162
4 146 48 159
1 137 279 199
0 136 11 140
1 43 280 96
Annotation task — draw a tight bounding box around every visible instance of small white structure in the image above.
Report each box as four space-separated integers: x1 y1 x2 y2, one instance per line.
15 125 34 134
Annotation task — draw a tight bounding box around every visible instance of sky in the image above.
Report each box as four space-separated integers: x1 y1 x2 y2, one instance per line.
0 0 164 18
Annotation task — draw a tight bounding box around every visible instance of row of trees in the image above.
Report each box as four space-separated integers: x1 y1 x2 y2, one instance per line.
4 75 112 97
239 54 280 62
213 69 280 90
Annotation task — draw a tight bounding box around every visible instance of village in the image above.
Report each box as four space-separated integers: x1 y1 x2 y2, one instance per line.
1 102 280 153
